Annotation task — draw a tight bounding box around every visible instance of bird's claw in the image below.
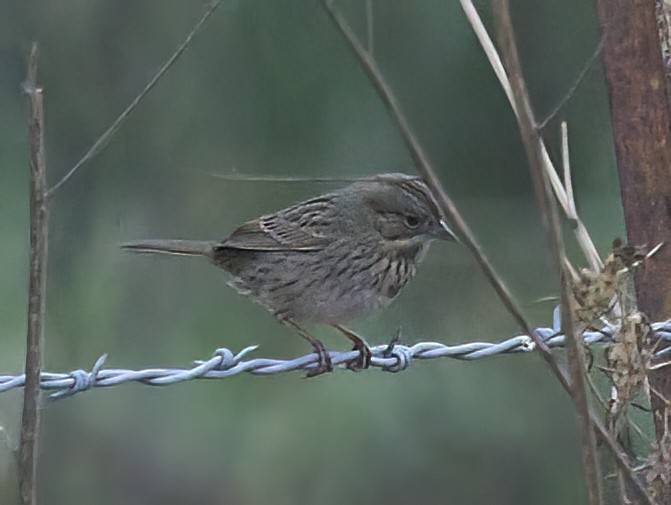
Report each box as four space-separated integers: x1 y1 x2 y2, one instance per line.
346 341 372 372
305 341 334 378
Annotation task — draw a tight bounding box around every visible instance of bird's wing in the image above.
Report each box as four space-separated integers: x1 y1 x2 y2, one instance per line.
220 214 329 252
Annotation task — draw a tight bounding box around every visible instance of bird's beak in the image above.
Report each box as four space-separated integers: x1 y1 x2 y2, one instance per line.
435 219 458 242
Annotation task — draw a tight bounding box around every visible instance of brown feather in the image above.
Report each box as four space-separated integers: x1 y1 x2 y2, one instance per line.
221 215 329 252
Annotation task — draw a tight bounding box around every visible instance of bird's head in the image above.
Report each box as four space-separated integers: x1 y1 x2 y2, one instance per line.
348 173 456 248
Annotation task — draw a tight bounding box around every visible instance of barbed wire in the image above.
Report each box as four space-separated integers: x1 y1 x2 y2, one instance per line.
2 320 671 399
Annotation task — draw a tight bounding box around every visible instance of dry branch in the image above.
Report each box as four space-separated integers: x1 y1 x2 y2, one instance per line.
14 3 226 501
536 40 604 131
19 43 48 505
322 1 655 503
47 0 224 198
458 0 602 271
322 0 533 339
492 3 603 503
459 1 657 501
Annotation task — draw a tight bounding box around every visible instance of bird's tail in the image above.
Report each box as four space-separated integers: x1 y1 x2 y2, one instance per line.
121 239 215 257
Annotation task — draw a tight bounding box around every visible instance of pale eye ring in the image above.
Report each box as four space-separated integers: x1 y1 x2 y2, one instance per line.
404 214 420 228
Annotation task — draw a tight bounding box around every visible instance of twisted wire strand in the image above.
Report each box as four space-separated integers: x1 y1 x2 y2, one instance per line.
2 321 670 399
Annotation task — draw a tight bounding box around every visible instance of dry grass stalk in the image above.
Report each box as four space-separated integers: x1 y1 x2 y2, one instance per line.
20 43 48 505
461 0 661 502
323 0 652 502
459 0 602 271
491 2 604 503
643 406 671 501
321 0 536 338
14 3 225 502
47 0 224 198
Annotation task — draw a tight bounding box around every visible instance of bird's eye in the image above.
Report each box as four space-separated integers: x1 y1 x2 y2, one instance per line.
404 215 420 228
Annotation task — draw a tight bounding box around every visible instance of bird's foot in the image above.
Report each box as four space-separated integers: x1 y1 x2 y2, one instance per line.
333 325 371 371
283 319 334 378
305 340 334 378
347 339 372 372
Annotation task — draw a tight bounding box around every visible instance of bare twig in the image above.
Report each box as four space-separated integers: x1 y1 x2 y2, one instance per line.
458 18 631 475
457 7 649 487
324 0 651 501
322 0 533 339
320 0 585 403
459 0 602 271
492 3 657 503
321 6 599 455
561 122 578 221
319 12 646 500
565 278 606 499
195 172 414 183
459 0 515 112
19 43 49 505
536 38 604 131
586 372 652 445
492 6 603 504
47 0 223 198
586 405 656 505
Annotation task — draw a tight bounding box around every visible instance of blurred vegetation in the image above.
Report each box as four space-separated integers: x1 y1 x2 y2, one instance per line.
0 1 636 504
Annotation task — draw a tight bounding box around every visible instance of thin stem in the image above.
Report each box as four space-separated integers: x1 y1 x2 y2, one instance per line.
459 0 602 271
459 0 515 113
195 172 411 183
536 38 604 131
322 0 533 339
323 1 652 502
19 42 49 505
47 0 223 198
330 0 652 498
561 122 578 221
318 15 630 492
493 3 639 504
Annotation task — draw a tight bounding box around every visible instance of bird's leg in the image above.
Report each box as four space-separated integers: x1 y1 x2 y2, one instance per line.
333 324 371 371
285 319 333 377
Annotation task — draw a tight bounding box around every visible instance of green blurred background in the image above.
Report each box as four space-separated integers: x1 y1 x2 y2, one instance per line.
0 1 634 504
